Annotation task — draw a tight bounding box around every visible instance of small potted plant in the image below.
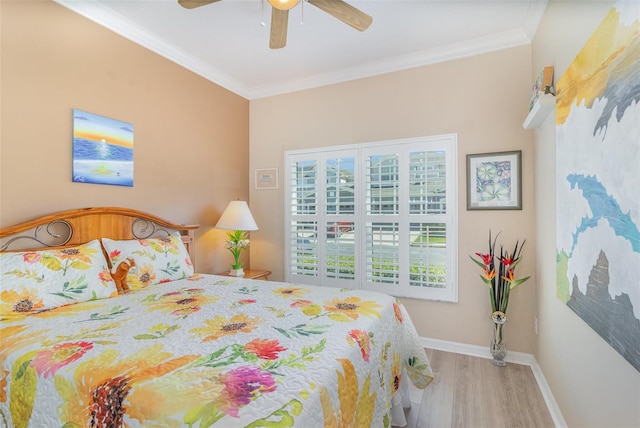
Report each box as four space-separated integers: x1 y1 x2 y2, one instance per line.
225 230 250 276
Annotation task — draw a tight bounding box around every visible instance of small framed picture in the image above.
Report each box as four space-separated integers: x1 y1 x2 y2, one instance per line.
466 150 522 210
255 168 278 189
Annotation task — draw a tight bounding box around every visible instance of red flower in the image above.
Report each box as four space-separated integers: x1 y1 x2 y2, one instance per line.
22 252 41 264
31 341 93 378
99 271 114 283
171 306 201 317
500 255 517 268
475 252 493 267
109 249 121 260
470 231 530 314
244 338 286 360
347 329 371 362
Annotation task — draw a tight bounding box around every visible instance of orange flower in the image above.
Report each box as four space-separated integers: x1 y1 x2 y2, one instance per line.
0 370 7 402
143 287 218 318
190 313 262 342
55 343 197 428
33 301 106 319
0 325 49 403
320 359 376 427
391 352 402 393
245 338 286 360
324 296 381 321
393 302 403 323
483 268 496 281
502 269 516 282
127 263 156 289
98 270 114 285
0 287 45 317
54 244 97 264
273 287 310 298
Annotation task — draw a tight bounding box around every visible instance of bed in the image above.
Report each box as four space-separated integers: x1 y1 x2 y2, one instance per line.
0 207 433 428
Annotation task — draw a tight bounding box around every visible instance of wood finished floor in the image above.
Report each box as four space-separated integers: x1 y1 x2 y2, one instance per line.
403 349 555 428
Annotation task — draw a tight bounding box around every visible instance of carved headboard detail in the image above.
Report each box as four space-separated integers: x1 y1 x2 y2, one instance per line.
0 207 200 267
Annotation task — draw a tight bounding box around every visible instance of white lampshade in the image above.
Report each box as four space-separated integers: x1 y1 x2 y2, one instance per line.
215 201 259 231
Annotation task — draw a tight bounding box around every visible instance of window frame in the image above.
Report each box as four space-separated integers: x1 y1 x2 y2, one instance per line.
284 134 458 302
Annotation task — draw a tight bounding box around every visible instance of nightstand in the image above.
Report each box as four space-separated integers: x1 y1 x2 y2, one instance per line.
218 269 271 281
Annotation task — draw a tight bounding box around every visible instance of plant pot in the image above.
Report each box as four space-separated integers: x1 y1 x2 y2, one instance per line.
229 268 244 277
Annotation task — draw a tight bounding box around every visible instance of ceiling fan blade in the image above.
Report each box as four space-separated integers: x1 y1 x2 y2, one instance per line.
270 8 289 49
178 0 222 10
308 0 372 32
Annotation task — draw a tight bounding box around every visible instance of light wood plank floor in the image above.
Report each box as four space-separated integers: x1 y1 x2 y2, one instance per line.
403 349 555 428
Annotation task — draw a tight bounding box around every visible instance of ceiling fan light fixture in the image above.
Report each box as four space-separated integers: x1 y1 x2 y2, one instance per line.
267 0 299 11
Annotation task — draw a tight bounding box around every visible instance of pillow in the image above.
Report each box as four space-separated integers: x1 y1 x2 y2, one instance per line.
102 232 194 292
0 240 117 319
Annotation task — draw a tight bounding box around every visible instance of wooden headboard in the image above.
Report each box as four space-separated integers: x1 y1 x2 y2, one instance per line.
0 207 200 266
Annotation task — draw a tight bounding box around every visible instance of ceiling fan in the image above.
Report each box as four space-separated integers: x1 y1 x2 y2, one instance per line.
178 0 373 49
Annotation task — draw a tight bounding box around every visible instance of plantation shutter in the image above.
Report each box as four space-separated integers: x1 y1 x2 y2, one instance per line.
285 135 457 302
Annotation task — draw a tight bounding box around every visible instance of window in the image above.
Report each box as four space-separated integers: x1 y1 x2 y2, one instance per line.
285 135 457 301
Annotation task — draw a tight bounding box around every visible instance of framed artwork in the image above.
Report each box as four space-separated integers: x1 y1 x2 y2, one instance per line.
72 109 134 187
255 168 278 189
556 1 640 372
466 150 522 210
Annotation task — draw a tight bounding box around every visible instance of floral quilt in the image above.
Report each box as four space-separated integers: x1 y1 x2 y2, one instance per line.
0 274 433 428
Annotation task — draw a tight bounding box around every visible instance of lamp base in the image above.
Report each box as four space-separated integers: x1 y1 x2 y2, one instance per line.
229 268 245 277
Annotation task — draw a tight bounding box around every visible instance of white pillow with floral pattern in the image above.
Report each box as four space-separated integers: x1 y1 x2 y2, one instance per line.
101 232 194 291
0 239 117 319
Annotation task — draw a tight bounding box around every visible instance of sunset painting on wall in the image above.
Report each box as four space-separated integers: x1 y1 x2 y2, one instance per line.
72 109 134 187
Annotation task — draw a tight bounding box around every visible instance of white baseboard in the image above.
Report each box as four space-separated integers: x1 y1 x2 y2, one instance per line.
420 336 567 428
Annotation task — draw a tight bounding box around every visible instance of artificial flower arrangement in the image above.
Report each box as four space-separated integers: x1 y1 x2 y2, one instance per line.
225 230 250 270
470 231 531 322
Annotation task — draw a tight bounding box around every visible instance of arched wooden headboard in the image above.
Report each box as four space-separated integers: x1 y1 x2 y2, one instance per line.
0 207 200 267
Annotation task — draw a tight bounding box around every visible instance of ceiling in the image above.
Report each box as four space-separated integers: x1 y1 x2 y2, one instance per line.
54 0 548 99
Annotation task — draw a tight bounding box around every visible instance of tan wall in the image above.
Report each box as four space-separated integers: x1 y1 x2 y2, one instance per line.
249 45 538 353
0 1 250 275
532 1 640 426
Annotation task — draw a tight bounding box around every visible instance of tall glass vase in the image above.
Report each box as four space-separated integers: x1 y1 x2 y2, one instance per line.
490 311 507 367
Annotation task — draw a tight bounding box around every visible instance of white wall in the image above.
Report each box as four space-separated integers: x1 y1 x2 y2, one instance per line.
533 1 640 426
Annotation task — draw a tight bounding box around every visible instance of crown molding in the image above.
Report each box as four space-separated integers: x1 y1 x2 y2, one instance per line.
248 27 531 99
54 0 544 100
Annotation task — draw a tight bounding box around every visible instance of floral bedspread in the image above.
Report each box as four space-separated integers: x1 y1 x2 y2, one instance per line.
0 274 433 428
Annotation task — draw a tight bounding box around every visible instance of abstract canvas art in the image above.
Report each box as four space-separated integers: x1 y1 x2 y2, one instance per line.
72 109 134 187
556 1 640 371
